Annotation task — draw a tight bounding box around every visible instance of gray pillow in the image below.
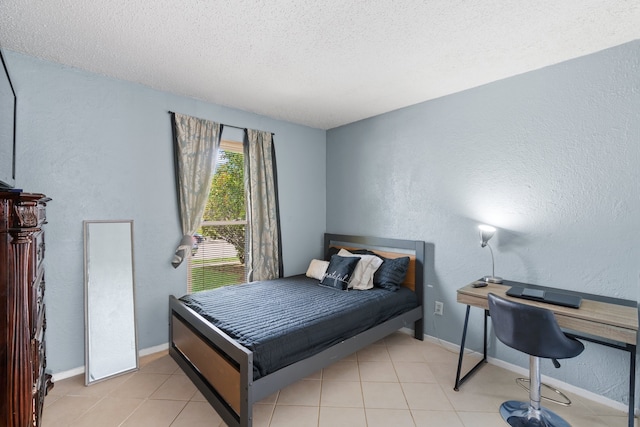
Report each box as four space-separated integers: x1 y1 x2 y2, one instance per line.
373 256 410 291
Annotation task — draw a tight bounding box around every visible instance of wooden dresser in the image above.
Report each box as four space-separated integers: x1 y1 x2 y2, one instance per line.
0 191 52 427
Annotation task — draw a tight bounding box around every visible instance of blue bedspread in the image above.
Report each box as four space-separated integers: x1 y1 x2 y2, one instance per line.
179 274 419 379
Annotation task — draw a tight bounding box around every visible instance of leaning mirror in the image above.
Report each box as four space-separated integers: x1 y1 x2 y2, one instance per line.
84 220 138 385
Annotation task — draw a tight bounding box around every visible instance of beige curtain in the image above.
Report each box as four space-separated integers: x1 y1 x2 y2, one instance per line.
171 113 221 268
244 129 283 281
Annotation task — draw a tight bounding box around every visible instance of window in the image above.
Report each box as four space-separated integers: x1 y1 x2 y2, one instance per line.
188 140 247 292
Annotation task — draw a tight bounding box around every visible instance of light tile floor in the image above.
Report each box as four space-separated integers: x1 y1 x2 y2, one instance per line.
43 331 635 427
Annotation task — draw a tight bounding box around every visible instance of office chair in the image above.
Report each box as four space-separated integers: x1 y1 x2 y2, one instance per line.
487 293 584 427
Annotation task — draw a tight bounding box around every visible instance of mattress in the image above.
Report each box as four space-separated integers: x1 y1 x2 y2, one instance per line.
179 274 419 379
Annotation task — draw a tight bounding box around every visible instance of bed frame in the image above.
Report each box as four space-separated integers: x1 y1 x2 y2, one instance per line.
168 233 425 427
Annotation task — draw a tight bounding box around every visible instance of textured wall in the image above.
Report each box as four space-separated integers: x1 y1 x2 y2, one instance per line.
5 51 327 373
327 41 639 407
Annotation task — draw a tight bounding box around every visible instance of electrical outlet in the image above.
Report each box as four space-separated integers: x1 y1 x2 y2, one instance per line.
434 301 444 316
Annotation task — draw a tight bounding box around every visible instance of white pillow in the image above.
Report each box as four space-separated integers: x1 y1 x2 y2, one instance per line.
306 259 329 280
338 248 383 290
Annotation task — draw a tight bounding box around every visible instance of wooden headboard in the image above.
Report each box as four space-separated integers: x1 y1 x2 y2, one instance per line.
323 233 424 293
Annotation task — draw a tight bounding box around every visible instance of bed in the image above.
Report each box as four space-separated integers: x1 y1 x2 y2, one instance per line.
168 233 425 427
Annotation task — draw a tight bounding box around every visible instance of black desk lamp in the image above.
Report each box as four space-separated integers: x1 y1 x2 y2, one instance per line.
479 224 503 284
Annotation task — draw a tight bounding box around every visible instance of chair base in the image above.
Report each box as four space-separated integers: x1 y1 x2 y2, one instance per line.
500 400 572 427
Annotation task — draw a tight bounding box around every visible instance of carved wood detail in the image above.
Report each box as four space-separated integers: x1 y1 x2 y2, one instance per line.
14 205 39 228
1 191 51 427
8 237 33 427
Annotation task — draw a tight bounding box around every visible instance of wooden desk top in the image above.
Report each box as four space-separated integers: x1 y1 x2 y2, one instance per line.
457 281 638 346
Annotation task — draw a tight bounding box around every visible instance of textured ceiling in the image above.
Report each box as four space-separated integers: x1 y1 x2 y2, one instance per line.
0 1 638 129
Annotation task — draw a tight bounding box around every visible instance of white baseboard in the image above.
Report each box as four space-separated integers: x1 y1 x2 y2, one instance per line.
139 342 169 357
51 342 170 382
51 366 84 382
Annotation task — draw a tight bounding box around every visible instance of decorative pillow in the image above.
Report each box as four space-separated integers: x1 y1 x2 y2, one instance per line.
338 248 383 290
373 256 410 291
351 249 410 290
319 255 360 291
306 259 329 280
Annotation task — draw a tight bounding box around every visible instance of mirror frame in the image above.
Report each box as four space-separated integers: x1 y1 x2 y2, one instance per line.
83 220 139 385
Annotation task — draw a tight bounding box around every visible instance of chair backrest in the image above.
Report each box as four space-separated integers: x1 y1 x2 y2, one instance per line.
487 293 584 360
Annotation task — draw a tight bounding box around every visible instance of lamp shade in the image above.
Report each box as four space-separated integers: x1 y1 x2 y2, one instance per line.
477 224 502 283
478 224 496 247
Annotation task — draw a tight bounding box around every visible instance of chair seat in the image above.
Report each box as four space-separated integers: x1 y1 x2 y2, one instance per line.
488 293 584 427
488 293 584 359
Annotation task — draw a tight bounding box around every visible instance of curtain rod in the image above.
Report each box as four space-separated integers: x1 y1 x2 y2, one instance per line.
168 111 274 136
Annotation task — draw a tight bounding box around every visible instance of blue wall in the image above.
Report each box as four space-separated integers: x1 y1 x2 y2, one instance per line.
326 41 639 407
5 51 327 373
4 39 639 409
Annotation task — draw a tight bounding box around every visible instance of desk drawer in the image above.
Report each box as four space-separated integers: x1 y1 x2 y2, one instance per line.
556 314 637 346
457 290 637 345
